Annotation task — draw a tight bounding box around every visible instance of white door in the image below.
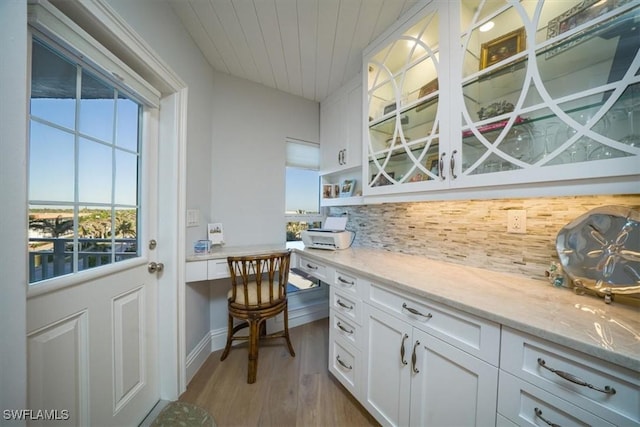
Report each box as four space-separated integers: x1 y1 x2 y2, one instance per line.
26 29 162 426
409 328 498 427
363 305 412 427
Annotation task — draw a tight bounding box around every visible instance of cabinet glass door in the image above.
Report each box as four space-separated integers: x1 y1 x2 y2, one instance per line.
458 0 639 180
366 7 443 191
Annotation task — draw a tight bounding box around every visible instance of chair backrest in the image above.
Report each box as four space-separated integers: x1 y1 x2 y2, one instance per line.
227 251 291 309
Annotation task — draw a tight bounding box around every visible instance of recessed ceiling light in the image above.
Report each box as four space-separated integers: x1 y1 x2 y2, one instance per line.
479 21 495 32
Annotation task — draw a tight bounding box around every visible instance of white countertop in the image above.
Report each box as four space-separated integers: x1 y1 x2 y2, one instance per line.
296 246 640 372
186 243 292 262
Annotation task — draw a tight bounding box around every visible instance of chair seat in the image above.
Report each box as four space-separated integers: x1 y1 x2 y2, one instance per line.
227 281 284 306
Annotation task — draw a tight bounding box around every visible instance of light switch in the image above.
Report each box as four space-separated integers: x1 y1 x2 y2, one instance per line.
186 209 200 227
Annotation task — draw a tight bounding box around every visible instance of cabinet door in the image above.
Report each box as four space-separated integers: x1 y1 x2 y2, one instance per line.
365 2 449 195
409 328 498 427
363 305 412 427
320 92 347 174
456 1 640 187
345 75 363 170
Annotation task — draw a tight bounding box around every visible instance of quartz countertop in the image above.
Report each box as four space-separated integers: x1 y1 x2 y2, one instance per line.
296 246 640 372
186 243 291 262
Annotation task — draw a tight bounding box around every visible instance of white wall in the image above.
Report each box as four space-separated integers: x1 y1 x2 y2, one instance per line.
210 71 320 246
0 0 28 418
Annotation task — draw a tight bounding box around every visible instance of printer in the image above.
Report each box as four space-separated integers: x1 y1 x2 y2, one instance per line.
301 216 353 250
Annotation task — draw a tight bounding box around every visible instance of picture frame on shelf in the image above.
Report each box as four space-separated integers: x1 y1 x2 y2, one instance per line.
426 153 440 178
322 184 333 199
383 102 397 115
545 0 616 58
339 179 356 197
371 172 394 187
479 27 525 70
416 78 438 112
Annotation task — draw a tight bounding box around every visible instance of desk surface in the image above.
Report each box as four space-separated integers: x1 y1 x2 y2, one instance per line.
186 242 302 262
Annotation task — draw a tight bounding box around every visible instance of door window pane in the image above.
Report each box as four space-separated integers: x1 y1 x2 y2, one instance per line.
80 70 115 142
29 121 75 202
28 36 142 284
30 40 76 129
78 138 112 204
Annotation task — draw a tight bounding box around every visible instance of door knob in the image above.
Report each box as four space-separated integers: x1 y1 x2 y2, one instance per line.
148 262 164 273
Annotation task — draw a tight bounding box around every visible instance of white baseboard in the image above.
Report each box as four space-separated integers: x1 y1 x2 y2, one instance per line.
185 332 212 384
186 301 329 384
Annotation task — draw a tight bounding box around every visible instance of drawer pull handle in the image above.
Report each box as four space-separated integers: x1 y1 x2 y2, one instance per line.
337 321 353 334
336 355 352 371
400 334 409 365
537 358 616 395
402 303 432 319
305 263 318 270
534 408 561 427
336 299 353 310
411 340 420 374
337 276 355 286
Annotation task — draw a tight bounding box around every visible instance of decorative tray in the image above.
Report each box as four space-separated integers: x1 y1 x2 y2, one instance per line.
556 205 640 297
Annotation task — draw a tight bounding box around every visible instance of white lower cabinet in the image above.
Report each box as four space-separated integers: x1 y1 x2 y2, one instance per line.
363 304 498 427
499 327 640 427
498 371 615 427
328 268 366 399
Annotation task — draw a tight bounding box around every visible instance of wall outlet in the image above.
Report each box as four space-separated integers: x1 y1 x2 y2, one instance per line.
507 210 526 234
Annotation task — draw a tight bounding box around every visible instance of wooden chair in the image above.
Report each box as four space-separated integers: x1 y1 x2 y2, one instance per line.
220 251 295 383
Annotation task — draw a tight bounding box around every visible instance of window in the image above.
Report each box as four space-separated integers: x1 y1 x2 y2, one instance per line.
285 139 322 241
28 36 143 284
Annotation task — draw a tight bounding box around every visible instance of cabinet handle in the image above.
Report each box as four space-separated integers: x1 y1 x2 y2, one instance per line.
338 150 341 165
342 149 347 165
411 340 420 374
305 263 318 270
336 355 352 370
337 321 353 334
438 152 446 181
336 299 353 310
402 303 432 319
537 358 616 395
534 408 561 427
450 149 458 179
337 276 355 286
400 334 409 365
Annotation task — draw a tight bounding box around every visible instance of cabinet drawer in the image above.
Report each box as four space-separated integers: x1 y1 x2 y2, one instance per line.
329 336 360 397
297 256 329 281
369 283 500 364
330 287 362 326
207 259 229 279
498 370 615 427
185 260 207 282
501 327 640 426
332 268 363 297
330 310 361 349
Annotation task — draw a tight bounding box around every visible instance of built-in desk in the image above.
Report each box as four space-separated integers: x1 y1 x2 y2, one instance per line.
185 243 301 282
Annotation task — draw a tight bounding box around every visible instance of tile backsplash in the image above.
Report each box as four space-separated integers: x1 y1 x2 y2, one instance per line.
330 194 640 281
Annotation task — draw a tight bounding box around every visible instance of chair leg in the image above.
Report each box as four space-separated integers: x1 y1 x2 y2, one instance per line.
283 306 296 357
220 312 234 361
247 319 260 384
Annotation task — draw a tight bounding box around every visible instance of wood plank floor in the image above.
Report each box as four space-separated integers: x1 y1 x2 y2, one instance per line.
179 318 379 427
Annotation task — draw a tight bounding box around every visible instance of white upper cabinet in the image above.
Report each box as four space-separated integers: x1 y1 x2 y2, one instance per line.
363 0 640 197
320 74 363 174
364 2 449 196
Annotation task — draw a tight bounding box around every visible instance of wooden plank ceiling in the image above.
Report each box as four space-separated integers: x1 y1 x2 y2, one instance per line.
169 0 421 102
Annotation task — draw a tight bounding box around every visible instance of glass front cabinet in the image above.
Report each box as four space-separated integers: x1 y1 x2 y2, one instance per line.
363 0 640 196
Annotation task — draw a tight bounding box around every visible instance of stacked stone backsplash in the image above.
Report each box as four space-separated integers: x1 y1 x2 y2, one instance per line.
329 194 640 281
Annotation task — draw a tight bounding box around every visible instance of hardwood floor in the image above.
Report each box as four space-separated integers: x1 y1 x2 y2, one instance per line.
179 318 379 427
